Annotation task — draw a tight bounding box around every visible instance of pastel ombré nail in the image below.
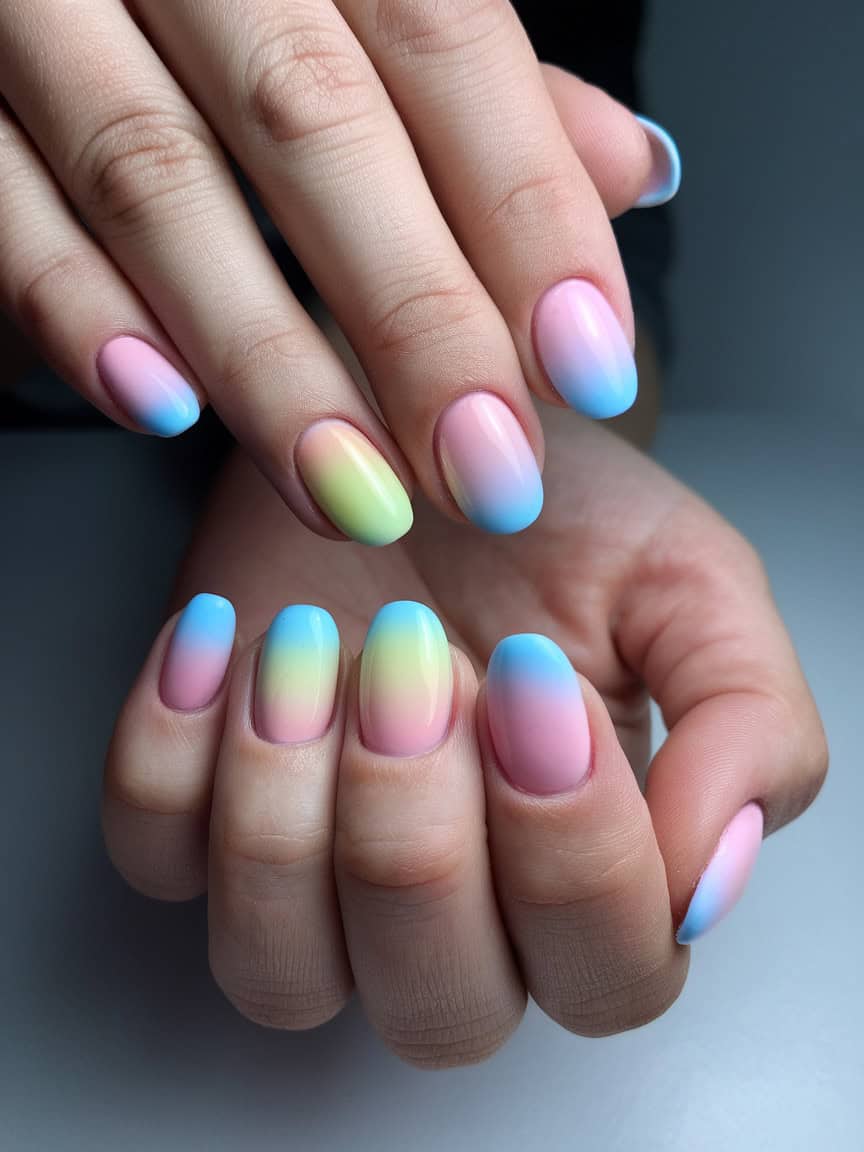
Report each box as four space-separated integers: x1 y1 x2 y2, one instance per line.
254 605 339 744
676 802 764 944
296 420 413 546
533 279 637 419
487 634 590 795
97 336 199 437
160 593 236 712
360 601 452 756
635 115 682 209
437 392 543 534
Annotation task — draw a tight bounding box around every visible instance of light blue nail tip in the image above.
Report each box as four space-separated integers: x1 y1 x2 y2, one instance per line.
635 115 682 208
175 592 236 646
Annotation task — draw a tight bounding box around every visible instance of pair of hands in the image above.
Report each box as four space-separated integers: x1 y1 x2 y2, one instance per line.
0 0 676 542
103 403 827 1066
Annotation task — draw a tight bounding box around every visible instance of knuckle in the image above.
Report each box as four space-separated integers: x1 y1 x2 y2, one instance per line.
337 819 470 902
367 274 486 359
540 954 686 1038
381 1000 521 1068
215 949 350 1032
14 249 96 338
375 0 509 58
244 21 379 148
219 825 333 874
477 168 583 238
73 107 214 228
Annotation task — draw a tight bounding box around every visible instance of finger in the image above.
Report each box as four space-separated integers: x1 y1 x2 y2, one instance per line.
1 1 413 546
132 0 546 536
335 602 525 1067
103 594 237 901
337 0 641 420
0 101 200 435
208 606 353 1029
615 503 828 943
480 634 688 1036
539 66 681 217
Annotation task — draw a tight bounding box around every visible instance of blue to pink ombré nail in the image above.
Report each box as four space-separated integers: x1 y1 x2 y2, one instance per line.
676 803 764 944
160 593 236 711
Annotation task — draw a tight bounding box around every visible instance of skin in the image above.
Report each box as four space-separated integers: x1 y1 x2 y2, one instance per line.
103 324 828 1066
0 0 658 539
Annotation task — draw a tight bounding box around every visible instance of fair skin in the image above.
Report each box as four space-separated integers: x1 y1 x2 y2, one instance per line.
103 348 827 1065
0 0 661 541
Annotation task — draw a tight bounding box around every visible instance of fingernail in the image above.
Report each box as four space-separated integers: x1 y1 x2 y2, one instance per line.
296 420 413 546
437 392 543 534
160 593 236 711
676 802 764 944
487 634 590 795
533 279 637 419
254 605 339 744
97 336 199 437
360 601 452 756
635 115 682 208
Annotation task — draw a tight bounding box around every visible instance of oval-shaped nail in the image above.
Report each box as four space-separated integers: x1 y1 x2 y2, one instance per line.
437 392 543 534
487 634 591 795
160 593 236 712
97 336 199 437
296 420 413 546
359 601 452 757
676 802 764 944
533 279 637 419
254 605 340 744
635 115 682 208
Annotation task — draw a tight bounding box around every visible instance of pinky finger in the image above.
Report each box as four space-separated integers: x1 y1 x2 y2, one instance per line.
0 102 202 436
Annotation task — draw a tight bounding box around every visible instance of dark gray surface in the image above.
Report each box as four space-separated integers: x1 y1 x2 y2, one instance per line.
2 413 860 1150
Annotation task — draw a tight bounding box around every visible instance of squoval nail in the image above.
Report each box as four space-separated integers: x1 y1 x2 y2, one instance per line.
97 336 199 437
160 593 236 712
486 634 590 795
360 601 452 756
255 605 339 744
533 279 637 419
676 802 764 944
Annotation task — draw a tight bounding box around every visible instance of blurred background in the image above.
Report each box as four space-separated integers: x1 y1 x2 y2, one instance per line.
1 2 862 1149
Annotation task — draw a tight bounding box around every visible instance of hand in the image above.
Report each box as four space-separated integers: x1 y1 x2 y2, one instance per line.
0 0 678 543
102 405 826 1065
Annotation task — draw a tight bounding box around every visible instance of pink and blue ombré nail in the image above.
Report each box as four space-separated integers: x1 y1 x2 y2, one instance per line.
676 803 764 944
160 593 236 712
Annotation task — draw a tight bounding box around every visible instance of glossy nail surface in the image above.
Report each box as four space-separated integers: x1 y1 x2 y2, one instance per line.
360 601 452 756
97 336 199 437
437 392 543 534
635 115 682 208
160 594 236 712
487 634 590 795
297 420 413 546
676 803 764 944
533 279 637 419
255 605 339 744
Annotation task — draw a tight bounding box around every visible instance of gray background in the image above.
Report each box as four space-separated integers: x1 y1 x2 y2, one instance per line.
2 1 862 1148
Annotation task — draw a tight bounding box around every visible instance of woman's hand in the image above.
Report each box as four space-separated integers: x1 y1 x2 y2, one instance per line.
0 0 677 543
102 405 826 1065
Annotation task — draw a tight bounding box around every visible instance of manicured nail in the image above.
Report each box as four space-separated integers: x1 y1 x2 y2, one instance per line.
160 593 236 711
676 803 764 944
486 634 590 795
296 420 413 546
635 115 682 208
254 605 339 744
359 601 452 756
437 392 543 534
533 279 637 419
97 336 199 437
